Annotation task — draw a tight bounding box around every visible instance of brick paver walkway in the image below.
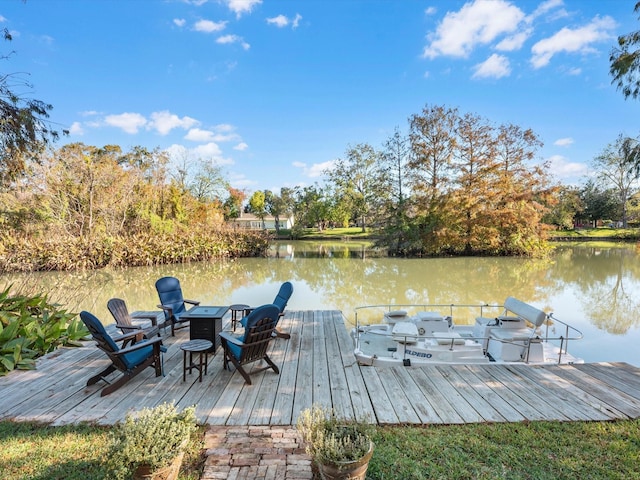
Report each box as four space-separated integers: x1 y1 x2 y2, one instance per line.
201 426 314 479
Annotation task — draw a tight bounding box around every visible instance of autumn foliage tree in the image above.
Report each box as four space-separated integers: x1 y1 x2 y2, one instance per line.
370 105 552 256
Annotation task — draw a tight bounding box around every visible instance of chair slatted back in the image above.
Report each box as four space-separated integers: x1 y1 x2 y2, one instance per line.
240 317 277 364
107 298 136 334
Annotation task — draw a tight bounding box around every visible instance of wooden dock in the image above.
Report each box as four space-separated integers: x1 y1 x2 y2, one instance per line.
1 310 640 426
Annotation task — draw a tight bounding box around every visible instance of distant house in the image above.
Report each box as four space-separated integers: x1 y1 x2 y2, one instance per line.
230 212 294 230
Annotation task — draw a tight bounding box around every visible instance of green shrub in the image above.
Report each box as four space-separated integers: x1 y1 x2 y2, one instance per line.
107 403 198 480
296 404 374 465
0 287 88 375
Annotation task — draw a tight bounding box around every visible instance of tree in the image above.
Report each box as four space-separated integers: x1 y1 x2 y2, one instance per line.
579 180 618 227
188 161 228 204
1 28 67 186
379 127 413 254
592 135 640 227
543 185 583 230
326 143 386 232
248 190 266 228
223 187 246 221
408 104 458 198
610 1 640 100
447 112 499 254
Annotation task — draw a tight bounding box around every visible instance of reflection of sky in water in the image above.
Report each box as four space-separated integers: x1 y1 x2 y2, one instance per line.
1 241 639 367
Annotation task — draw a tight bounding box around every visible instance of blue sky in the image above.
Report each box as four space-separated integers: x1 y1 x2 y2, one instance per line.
1 0 638 194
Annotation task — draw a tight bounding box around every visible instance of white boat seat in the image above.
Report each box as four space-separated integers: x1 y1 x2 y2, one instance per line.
432 331 465 345
384 310 408 324
489 328 532 342
415 311 443 320
392 321 419 343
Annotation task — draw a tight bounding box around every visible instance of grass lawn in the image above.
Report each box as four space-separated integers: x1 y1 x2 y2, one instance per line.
2 419 639 479
548 227 640 240
283 226 640 242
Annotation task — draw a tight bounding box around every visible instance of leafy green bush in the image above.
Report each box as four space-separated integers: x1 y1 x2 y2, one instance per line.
0 287 88 375
107 403 198 480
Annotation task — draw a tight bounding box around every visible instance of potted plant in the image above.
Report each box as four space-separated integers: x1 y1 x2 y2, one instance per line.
296 404 375 480
107 402 197 480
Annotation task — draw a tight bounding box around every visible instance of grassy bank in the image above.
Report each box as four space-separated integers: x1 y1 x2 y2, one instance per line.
2 419 638 479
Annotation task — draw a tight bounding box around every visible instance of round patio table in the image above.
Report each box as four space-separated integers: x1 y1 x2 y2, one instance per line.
229 303 251 331
180 339 213 382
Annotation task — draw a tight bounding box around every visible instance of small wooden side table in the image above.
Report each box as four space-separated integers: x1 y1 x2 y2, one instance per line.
229 304 250 331
181 339 213 382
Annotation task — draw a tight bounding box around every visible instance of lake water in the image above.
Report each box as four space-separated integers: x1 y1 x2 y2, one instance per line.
3 241 639 366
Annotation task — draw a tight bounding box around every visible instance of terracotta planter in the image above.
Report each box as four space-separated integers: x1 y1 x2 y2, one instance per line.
317 441 374 480
133 451 185 480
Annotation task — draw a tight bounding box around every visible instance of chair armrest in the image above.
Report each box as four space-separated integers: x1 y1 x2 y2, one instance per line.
184 299 200 306
131 313 160 326
115 323 142 330
116 336 163 355
112 331 144 343
219 331 244 347
157 304 174 315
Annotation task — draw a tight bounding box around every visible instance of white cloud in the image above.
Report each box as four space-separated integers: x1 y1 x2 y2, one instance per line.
234 142 248 151
193 142 232 164
173 18 186 28
267 15 288 28
229 172 256 188
224 0 262 18
69 122 84 135
424 7 437 16
530 15 616 68
495 29 531 51
216 34 250 50
528 0 565 22
148 111 198 135
423 0 525 59
0 15 6 23
194 19 227 33
294 160 335 178
472 53 510 79
185 128 215 142
165 142 233 166
185 125 240 143
266 13 302 29
104 112 147 134
554 137 574 147
547 154 588 180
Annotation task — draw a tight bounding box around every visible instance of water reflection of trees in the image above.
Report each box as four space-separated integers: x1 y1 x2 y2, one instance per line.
2 243 639 334
546 245 640 334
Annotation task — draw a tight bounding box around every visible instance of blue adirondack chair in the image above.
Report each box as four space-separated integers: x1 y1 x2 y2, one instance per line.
219 304 280 385
155 276 200 336
241 281 294 339
80 311 163 397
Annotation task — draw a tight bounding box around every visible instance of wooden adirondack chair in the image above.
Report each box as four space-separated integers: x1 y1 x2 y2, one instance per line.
80 311 164 396
219 304 280 385
107 298 160 347
155 276 200 336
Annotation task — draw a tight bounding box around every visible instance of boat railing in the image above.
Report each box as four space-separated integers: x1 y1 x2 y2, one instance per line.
354 303 503 325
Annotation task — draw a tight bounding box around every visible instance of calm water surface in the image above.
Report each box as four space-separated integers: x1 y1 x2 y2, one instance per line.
2 241 639 366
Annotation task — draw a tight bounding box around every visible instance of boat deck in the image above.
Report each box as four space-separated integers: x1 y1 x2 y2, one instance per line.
1 310 640 426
